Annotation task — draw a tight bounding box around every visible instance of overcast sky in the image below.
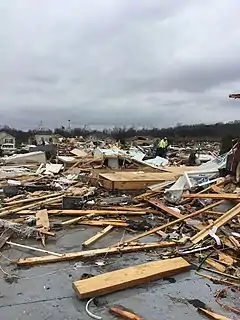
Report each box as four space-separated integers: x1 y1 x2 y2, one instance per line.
0 0 240 130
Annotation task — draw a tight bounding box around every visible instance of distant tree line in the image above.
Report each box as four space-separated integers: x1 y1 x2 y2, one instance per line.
2 120 240 144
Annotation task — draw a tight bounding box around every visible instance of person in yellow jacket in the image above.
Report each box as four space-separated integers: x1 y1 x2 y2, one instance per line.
156 137 168 158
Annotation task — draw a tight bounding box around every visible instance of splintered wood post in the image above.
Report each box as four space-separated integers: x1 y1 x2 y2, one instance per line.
109 306 145 320
17 242 176 266
0 195 63 218
36 209 50 246
114 201 224 247
5 193 62 206
73 257 190 299
82 225 114 248
198 307 232 320
191 202 240 244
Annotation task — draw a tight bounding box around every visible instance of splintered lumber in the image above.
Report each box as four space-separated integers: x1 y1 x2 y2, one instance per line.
183 193 240 200
0 195 63 218
198 307 232 320
72 257 190 299
79 220 128 227
109 306 145 320
147 198 184 219
17 209 155 216
36 209 50 246
7 241 62 257
17 242 176 266
195 272 240 288
115 201 223 247
198 256 226 273
191 202 240 244
4 193 62 206
82 225 114 247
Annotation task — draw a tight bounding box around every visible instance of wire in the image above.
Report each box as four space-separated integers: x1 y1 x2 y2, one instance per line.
85 298 102 320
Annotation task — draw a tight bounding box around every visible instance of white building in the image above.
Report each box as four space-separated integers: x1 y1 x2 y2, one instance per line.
0 131 16 147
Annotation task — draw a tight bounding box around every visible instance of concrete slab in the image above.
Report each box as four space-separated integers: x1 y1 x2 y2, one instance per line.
0 225 236 320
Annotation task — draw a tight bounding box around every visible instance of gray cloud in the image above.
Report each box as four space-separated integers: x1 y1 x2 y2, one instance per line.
0 0 240 129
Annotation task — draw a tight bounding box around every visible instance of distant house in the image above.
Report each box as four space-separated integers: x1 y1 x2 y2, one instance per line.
0 131 16 147
28 131 54 145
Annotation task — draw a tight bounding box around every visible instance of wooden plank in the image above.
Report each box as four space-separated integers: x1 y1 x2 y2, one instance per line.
4 192 62 206
17 242 176 266
196 254 226 272
0 195 63 218
79 220 127 227
82 225 114 247
73 257 190 299
183 193 240 200
147 198 184 219
19 209 156 216
115 201 224 247
198 307 232 320
191 203 240 244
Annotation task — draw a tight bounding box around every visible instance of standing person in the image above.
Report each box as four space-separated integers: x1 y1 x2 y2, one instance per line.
162 137 168 158
156 137 168 158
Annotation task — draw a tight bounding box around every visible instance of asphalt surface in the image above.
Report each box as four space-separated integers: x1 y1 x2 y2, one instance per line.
0 226 237 320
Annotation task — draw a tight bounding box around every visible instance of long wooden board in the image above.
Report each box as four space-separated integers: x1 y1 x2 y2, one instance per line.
82 225 114 247
99 172 179 190
73 257 190 299
183 193 240 200
191 202 240 244
17 242 176 266
115 201 224 247
19 209 155 216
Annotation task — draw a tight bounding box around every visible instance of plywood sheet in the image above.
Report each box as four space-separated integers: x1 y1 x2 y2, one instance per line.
73 257 190 299
99 171 178 190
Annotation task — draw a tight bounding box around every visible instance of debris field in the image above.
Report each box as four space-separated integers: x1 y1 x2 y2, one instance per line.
0 137 239 320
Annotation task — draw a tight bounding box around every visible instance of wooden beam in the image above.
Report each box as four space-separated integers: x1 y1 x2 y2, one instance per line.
114 201 224 247
73 257 190 299
191 203 240 244
4 193 62 206
18 209 155 216
183 193 240 200
79 220 128 227
147 198 183 219
198 307 232 320
0 195 63 218
82 225 114 248
17 242 176 266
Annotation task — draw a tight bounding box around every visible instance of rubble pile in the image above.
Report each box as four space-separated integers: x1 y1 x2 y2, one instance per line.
0 138 239 320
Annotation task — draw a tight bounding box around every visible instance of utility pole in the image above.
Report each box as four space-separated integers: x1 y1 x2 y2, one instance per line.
68 119 71 131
